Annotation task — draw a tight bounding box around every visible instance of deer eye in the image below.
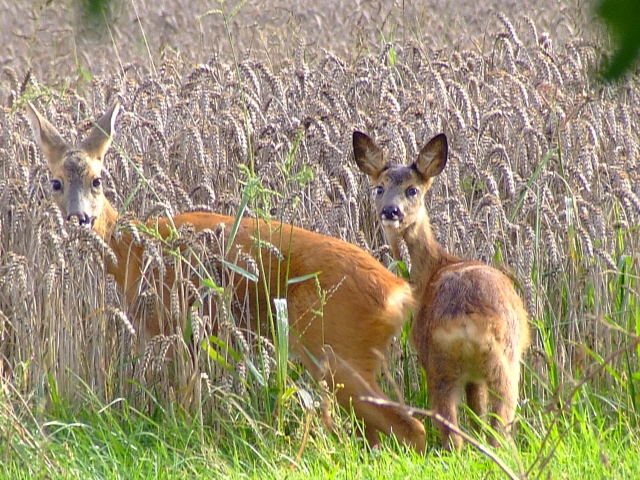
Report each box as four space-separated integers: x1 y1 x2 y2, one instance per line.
51 179 63 192
374 186 384 196
92 177 102 188
406 186 418 198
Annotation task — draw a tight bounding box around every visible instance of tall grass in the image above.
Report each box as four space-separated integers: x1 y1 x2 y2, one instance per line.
1 0 639 477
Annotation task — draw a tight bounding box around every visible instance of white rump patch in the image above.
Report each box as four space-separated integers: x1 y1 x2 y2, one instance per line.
386 284 413 322
432 320 493 358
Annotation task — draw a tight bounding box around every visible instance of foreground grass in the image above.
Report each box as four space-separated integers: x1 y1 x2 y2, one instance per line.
1 396 639 480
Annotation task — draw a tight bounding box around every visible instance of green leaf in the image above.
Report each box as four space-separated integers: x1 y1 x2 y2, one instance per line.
596 0 640 80
206 345 232 370
201 277 224 295
244 357 266 386
286 272 319 285
220 259 258 282
224 187 250 257
207 335 242 363
296 388 314 411
273 298 290 395
388 260 410 279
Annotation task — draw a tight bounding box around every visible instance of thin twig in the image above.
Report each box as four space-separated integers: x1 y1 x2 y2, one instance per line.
290 410 313 469
527 334 640 478
361 396 521 480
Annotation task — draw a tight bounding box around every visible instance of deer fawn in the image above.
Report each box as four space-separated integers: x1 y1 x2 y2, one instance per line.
26 101 427 451
353 131 530 450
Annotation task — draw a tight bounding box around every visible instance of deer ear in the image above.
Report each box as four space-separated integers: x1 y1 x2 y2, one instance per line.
80 102 120 161
27 102 70 168
353 131 386 179
415 133 447 179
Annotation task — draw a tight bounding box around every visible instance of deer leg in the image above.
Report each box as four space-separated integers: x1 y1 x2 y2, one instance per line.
486 355 520 447
295 343 426 452
326 348 426 452
286 284 426 452
428 369 464 451
465 381 488 433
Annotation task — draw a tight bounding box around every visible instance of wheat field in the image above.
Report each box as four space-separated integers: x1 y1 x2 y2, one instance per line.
1 0 639 476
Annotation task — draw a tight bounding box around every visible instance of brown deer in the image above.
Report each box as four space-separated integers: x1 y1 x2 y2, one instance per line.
353 131 530 450
26 101 427 451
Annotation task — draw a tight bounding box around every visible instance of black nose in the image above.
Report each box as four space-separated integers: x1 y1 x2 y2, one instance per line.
381 206 403 221
67 213 94 226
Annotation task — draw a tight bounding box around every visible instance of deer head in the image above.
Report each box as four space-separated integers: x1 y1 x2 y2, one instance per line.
353 131 448 253
28 102 120 234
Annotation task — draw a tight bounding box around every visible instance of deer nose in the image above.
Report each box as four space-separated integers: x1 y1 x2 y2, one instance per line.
381 206 403 221
67 213 95 227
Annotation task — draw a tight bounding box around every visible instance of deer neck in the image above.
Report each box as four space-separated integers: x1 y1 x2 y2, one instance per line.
93 198 144 307
390 209 457 297
93 199 122 277
92 199 125 278
93 199 119 242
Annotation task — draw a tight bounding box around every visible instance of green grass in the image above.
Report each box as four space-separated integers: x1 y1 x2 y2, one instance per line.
1 400 639 480
2 374 640 480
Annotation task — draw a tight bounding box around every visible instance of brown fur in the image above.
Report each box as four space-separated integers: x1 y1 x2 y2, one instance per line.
27 102 427 451
354 131 530 450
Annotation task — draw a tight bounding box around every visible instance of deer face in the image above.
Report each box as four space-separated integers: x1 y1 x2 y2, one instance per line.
353 131 448 236
48 149 107 227
28 102 120 228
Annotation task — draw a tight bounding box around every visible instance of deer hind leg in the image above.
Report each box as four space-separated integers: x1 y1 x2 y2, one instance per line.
485 354 520 447
465 381 488 433
296 344 426 452
328 348 426 451
286 287 425 452
428 368 464 451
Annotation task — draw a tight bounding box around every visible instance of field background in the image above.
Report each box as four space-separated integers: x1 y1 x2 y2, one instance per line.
1 0 639 478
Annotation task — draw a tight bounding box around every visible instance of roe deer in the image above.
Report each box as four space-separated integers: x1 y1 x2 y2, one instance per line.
26 101 426 451
353 131 530 450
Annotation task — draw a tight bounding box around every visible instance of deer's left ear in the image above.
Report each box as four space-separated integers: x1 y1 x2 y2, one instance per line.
415 133 448 179
353 131 387 180
80 102 121 162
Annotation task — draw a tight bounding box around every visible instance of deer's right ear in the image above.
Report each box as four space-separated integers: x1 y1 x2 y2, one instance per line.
27 102 69 167
80 102 121 161
353 131 386 179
